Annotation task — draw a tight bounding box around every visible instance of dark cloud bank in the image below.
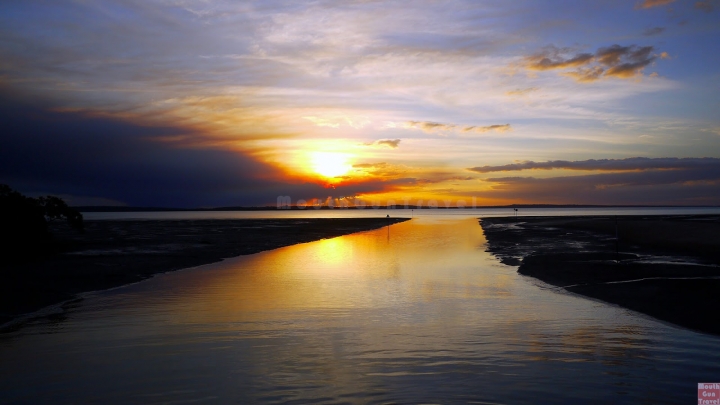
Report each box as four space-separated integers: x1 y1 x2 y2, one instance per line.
0 91 386 207
468 157 720 173
471 158 720 205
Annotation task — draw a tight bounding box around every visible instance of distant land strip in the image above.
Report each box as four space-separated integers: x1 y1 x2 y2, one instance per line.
76 204 720 212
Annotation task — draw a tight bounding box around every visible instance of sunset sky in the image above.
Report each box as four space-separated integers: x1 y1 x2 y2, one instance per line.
1 0 719 207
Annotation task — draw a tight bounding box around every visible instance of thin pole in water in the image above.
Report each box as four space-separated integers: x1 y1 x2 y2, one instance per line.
615 215 619 262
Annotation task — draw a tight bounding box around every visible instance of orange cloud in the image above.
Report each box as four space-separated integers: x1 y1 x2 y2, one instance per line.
405 121 456 132
604 62 651 78
525 52 593 71
463 124 512 133
524 44 659 82
403 121 511 134
562 66 605 83
636 0 676 9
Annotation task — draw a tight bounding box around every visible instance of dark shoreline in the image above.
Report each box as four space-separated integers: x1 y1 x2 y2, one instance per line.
480 215 720 335
1 217 408 327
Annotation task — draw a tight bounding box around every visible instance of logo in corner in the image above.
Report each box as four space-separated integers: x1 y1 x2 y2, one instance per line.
699 383 720 404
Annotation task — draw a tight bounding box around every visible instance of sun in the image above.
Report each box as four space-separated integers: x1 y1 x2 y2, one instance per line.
310 152 351 179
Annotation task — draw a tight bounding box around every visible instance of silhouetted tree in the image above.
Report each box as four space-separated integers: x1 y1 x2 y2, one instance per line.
0 184 84 261
37 195 84 232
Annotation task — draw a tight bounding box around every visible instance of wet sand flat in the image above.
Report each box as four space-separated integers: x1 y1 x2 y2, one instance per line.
0 217 407 326
480 215 720 335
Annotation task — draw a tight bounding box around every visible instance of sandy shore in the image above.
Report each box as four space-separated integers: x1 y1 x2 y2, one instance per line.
0 217 408 326
481 215 720 335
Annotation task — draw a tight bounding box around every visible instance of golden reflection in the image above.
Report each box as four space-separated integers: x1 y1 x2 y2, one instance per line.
312 237 352 267
133 216 637 350
158 218 518 326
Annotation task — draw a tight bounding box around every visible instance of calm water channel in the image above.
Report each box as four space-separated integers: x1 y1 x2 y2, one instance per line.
1 214 719 404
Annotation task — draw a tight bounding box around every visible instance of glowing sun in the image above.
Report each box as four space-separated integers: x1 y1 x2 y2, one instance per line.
310 152 351 178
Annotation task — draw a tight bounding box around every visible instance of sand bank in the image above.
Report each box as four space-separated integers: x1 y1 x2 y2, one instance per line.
481 215 720 335
1 217 408 326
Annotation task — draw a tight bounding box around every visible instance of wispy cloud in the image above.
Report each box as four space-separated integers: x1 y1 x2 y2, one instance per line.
464 124 512 133
506 87 539 97
353 162 387 169
524 44 660 82
700 127 720 136
303 116 340 128
303 115 371 129
643 27 666 36
401 121 511 134
468 157 720 173
695 0 715 12
363 139 401 148
406 121 456 132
